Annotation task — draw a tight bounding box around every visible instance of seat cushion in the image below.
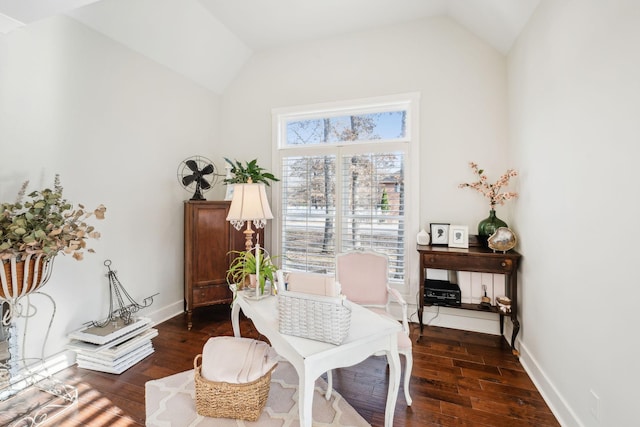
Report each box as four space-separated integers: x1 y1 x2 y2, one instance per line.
367 308 412 351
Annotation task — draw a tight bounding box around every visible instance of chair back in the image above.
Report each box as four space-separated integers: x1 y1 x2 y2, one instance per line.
336 251 389 305
287 271 340 297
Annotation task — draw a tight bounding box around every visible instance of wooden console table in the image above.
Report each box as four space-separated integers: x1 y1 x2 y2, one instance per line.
417 244 522 355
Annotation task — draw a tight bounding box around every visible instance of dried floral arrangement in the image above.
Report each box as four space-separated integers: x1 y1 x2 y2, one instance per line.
459 162 518 209
0 175 106 261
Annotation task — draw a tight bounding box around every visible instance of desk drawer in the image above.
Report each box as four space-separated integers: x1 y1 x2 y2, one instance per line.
423 252 514 273
192 284 232 306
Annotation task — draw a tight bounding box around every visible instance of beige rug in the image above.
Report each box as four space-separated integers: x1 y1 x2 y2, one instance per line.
145 360 370 426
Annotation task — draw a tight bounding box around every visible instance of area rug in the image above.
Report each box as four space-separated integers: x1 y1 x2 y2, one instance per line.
145 360 370 427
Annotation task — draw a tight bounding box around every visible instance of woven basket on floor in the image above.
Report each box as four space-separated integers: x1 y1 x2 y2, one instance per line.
278 290 352 345
193 354 275 421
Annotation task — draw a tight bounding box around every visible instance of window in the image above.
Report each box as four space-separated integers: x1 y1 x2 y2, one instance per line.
273 94 419 287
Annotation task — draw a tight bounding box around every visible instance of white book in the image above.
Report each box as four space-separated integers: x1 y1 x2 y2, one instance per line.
69 329 158 361
77 342 153 367
67 317 152 346
77 346 155 374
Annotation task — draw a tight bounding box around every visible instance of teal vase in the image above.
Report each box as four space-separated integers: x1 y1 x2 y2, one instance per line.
478 209 507 246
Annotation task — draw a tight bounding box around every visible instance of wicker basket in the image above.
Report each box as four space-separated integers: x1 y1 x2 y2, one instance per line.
0 254 54 300
278 290 352 345
193 354 275 421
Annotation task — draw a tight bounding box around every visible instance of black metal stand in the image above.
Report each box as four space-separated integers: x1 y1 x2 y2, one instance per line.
88 260 157 328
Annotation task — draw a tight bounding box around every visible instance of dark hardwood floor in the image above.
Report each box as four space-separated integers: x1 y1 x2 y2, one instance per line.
38 306 559 426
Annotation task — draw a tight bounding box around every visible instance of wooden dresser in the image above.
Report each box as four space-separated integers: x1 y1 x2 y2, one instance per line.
183 200 261 329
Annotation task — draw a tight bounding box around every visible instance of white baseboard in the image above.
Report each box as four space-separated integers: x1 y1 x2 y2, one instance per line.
143 300 184 327
519 342 578 427
409 302 576 427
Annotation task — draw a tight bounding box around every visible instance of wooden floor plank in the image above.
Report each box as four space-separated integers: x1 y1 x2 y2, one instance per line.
28 305 558 426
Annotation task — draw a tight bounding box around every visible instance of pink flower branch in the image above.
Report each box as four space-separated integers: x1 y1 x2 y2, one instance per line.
459 162 518 209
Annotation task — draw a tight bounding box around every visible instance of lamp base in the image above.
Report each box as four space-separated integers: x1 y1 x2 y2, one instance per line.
243 224 255 252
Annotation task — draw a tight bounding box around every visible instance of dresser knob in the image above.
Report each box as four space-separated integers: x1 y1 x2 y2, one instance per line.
501 262 507 267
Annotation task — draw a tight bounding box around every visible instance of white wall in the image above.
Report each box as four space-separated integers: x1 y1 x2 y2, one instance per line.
508 1 640 425
220 16 510 310
0 10 511 371
0 16 220 360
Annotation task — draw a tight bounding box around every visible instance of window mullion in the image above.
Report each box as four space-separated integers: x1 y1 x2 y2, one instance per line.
335 147 344 255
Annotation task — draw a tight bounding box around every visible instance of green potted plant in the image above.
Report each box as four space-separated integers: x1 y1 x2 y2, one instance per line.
0 175 106 299
226 249 278 296
223 158 279 185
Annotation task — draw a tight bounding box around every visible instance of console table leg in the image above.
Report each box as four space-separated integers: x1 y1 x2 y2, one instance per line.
499 313 504 336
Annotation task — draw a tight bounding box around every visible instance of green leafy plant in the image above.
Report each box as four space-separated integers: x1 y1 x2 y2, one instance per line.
223 158 279 186
380 188 390 211
226 249 279 294
0 175 106 261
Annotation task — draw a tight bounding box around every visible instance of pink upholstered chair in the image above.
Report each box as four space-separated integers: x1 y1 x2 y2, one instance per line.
335 250 413 406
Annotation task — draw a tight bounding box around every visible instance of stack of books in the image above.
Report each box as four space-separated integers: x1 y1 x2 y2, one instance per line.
66 317 157 374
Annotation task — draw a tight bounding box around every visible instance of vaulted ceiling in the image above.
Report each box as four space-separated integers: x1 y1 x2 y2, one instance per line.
0 0 540 93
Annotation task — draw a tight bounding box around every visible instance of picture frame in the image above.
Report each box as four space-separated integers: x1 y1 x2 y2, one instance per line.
429 223 450 245
448 225 469 249
224 184 234 201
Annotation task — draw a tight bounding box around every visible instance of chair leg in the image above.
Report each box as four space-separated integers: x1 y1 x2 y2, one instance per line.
325 369 333 400
403 352 413 406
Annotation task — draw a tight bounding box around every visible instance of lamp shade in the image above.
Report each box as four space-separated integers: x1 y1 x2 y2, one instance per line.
226 183 274 231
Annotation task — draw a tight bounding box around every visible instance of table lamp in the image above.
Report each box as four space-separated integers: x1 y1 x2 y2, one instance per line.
226 179 274 251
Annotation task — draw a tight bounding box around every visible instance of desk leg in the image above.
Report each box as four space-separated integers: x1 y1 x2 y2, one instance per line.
298 366 314 427
506 272 520 356
384 344 400 427
418 266 425 338
231 301 241 337
511 315 520 356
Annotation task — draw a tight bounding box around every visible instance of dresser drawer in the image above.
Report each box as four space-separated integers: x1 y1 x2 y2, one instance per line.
423 252 514 273
192 284 232 306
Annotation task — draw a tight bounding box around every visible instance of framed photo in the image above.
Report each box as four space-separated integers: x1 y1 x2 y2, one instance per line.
448 225 469 248
224 183 234 201
430 223 450 245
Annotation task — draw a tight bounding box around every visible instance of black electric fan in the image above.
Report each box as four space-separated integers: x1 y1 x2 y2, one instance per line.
177 156 217 200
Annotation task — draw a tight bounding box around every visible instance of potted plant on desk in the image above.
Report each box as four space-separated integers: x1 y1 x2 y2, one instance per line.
226 248 278 297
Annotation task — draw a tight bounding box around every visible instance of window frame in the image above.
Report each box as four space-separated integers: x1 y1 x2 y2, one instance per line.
272 93 420 293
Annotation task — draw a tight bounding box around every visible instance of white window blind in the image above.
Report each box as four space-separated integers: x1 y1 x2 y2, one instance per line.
274 93 419 288
340 152 405 281
281 154 337 274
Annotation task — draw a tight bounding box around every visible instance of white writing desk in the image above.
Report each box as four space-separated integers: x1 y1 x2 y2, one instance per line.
231 291 401 427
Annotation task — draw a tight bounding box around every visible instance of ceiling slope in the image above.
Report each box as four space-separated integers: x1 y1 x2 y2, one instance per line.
0 0 100 33
199 0 448 51
0 0 540 93
67 0 252 94
199 0 539 54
